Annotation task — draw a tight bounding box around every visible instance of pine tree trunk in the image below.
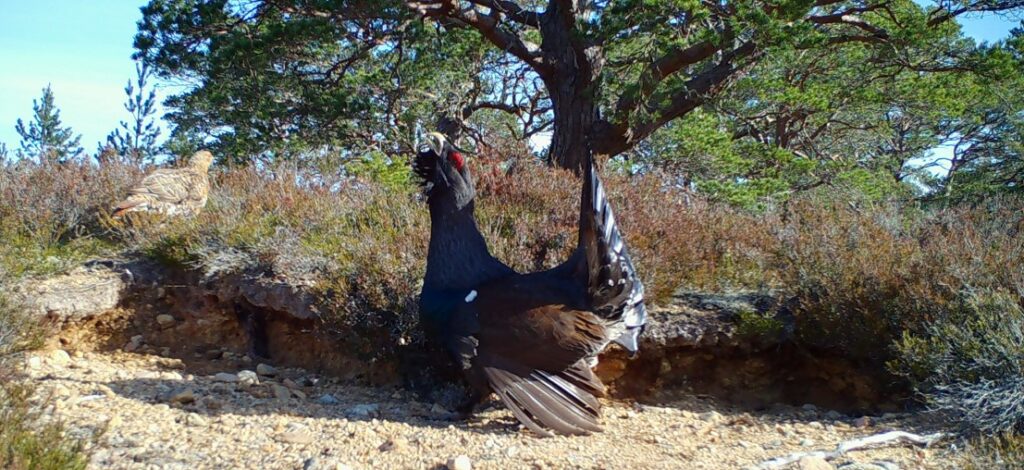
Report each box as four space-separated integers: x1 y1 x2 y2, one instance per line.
540 0 604 174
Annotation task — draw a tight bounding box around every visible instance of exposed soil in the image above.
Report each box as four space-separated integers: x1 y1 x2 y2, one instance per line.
25 348 951 470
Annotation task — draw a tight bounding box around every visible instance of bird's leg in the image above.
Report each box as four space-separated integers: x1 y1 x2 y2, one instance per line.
453 389 485 419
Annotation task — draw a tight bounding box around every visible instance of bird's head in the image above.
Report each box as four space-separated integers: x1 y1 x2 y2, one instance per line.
413 132 474 209
189 150 215 172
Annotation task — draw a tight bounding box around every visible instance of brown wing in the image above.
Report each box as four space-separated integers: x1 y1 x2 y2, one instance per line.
113 168 205 216
130 169 194 202
456 278 609 436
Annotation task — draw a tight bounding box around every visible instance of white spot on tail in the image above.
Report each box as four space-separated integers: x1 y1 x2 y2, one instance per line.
464 290 478 303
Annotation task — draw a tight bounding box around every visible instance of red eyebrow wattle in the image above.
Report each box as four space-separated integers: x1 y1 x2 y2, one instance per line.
450 151 465 170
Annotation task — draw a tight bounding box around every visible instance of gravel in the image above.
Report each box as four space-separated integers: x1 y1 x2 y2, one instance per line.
25 350 949 469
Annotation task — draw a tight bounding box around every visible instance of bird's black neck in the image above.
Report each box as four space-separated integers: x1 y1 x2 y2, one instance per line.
424 197 511 290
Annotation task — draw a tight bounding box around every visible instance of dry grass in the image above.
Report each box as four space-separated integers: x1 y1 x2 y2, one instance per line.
1 150 1023 436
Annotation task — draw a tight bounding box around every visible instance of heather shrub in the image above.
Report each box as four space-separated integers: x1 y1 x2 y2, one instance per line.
0 294 90 470
0 158 141 277
773 192 1024 365
894 291 1024 435
961 433 1024 469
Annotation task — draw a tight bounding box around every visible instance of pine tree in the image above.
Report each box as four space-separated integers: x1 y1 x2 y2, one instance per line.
105 62 161 165
15 85 83 164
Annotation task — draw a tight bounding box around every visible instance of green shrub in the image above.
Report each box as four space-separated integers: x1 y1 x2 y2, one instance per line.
893 290 1024 435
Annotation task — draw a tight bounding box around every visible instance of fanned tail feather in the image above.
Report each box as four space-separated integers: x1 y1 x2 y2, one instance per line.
483 360 604 437
575 160 648 353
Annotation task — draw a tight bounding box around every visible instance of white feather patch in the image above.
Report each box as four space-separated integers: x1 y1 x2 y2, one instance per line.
464 290 478 303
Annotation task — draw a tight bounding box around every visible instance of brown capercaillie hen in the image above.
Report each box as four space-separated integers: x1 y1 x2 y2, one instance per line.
112 150 214 218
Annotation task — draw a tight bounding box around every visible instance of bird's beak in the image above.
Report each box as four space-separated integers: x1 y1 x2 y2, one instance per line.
425 132 446 156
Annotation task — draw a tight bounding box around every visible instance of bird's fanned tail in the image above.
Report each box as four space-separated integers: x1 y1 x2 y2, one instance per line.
483 360 605 437
573 160 648 355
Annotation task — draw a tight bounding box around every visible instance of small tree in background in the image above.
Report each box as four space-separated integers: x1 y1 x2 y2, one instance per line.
104 62 161 165
15 85 83 164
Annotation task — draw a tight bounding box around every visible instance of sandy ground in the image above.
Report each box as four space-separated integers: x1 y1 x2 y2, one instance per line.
24 349 953 470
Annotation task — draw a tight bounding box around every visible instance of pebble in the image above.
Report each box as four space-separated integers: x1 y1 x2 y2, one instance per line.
237 370 259 387
47 349 72 366
213 372 239 383
283 378 301 389
837 463 890 470
292 389 307 400
156 314 176 329
131 335 144 345
319 394 340 405
256 363 277 376
272 384 291 401
168 389 196 405
800 438 815 447
699 411 722 423
447 455 472 470
378 437 408 452
853 416 872 428
348 403 380 418
798 456 835 470
184 413 208 427
275 431 315 445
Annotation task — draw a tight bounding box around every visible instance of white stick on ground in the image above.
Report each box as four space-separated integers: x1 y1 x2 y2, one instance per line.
756 431 947 469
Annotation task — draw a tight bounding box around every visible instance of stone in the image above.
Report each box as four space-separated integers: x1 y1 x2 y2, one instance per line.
824 410 843 420
272 384 291 401
447 455 472 470
13 262 132 322
204 349 222 360
237 370 259 387
348 403 379 418
291 389 307 400
213 372 238 383
378 437 408 452
168 389 196 405
800 438 815 447
26 356 41 369
283 378 300 389
837 463 890 470
699 411 722 423
256 363 277 376
156 314 176 329
184 413 207 427
124 336 144 352
200 396 223 410
319 394 340 405
47 349 72 366
275 431 315 445
853 416 872 428
798 456 834 470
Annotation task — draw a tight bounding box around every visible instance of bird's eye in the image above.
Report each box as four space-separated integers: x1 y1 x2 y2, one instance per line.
450 151 465 171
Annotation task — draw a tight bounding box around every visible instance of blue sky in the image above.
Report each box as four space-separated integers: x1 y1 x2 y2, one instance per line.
0 2 1021 154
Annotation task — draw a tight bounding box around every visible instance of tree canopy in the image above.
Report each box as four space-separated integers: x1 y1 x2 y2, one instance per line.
14 85 84 165
134 0 1023 199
